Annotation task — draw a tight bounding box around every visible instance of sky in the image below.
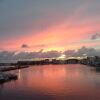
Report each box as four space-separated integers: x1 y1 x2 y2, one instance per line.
0 0 100 52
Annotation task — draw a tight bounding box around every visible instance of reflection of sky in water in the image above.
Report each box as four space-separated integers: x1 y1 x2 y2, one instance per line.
0 64 100 100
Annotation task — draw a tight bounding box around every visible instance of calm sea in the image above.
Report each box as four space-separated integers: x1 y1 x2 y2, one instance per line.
0 64 100 100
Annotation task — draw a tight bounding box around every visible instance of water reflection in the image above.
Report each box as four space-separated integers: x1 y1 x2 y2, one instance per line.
1 64 100 100
0 84 4 95
95 67 100 73
18 70 21 79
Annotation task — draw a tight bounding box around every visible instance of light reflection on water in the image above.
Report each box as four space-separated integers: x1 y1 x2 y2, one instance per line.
0 64 100 100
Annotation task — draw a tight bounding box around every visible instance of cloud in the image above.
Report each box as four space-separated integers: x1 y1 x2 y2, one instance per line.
0 46 100 63
21 44 46 50
38 50 61 58
76 46 97 56
0 50 61 62
64 46 100 57
21 44 29 48
64 50 76 57
91 33 100 40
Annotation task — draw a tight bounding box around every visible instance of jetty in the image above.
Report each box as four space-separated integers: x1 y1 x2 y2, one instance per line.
0 73 17 84
0 65 29 72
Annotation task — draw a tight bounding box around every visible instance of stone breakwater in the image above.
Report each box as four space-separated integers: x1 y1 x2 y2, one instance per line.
0 65 28 84
0 73 17 84
0 65 29 72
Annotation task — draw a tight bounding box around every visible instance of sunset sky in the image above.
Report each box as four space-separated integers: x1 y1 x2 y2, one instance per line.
0 0 100 52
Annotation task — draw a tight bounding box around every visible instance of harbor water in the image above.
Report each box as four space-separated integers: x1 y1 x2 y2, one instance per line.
0 64 100 100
